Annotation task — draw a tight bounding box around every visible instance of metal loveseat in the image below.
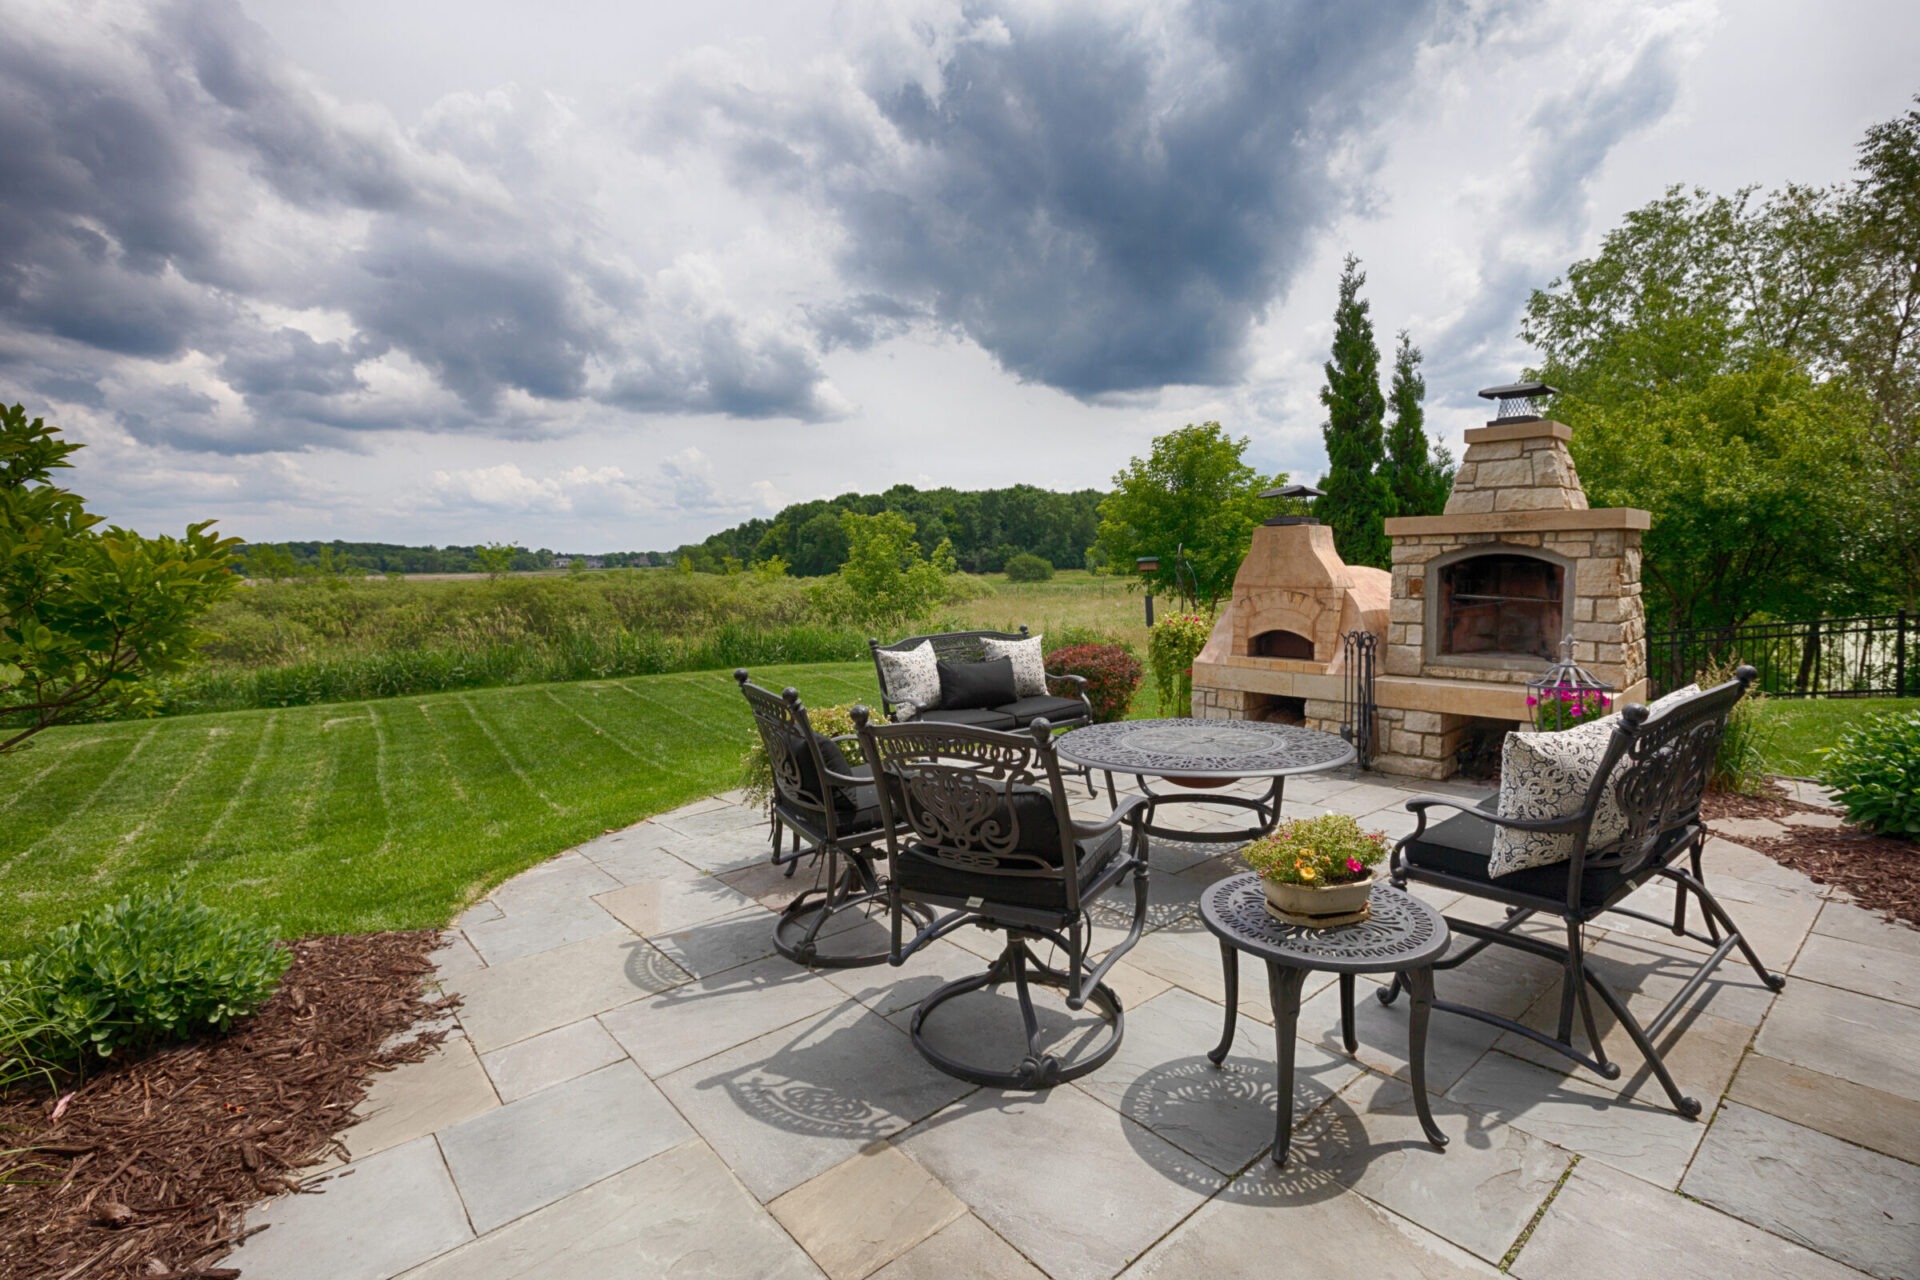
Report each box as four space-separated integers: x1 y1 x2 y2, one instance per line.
868 628 1091 731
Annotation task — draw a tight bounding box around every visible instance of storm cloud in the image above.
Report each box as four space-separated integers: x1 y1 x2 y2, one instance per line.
662 0 1444 398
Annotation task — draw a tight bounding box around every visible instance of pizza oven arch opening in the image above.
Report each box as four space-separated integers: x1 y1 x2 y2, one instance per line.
1249 629 1316 660
1426 545 1572 666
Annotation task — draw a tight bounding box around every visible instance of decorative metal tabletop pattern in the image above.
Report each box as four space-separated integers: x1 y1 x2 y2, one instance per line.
1200 874 1450 973
1055 718 1355 778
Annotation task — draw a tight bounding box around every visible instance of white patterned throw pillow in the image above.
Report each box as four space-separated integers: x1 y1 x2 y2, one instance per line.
983 634 1048 697
876 641 942 714
1488 683 1703 878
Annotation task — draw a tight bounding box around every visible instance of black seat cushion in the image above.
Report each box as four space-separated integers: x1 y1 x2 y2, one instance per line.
938 657 1018 710
895 824 1124 911
1402 808 1688 910
913 707 1019 730
995 694 1088 727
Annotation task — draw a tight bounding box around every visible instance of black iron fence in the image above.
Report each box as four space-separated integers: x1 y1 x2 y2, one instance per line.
1648 612 1913 699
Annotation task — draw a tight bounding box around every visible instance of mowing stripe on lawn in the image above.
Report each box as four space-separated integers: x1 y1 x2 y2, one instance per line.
0 661 881 952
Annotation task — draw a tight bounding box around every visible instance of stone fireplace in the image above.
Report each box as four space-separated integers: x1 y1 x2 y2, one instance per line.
1193 383 1651 780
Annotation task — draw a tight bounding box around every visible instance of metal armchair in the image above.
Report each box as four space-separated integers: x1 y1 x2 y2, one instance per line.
852 707 1149 1089
1382 666 1781 1116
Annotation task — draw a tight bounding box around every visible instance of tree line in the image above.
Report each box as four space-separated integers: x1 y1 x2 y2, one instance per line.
671 483 1106 577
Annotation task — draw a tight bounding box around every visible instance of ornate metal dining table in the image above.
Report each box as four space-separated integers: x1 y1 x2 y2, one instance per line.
1054 716 1355 844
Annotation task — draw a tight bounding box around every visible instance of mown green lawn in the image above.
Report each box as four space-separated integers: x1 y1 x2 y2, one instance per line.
0 663 878 954
1760 696 1920 777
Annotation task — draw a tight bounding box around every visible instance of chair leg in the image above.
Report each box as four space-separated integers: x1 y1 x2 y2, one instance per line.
1566 922 1618 1079
1577 957 1701 1117
775 846 922 970
1662 864 1786 992
909 932 1124 1089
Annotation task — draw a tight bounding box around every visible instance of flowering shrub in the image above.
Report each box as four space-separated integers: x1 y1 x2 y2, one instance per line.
1147 612 1214 717
1045 643 1143 722
1528 687 1613 732
1242 813 1389 887
1819 709 1920 838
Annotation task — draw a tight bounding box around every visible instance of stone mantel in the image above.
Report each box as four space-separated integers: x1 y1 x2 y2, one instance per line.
1384 508 1651 537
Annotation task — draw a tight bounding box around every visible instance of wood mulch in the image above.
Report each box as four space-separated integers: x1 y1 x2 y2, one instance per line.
1701 787 1920 930
0 930 457 1280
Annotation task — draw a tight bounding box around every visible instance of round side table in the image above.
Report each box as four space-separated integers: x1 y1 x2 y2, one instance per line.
1199 873 1452 1165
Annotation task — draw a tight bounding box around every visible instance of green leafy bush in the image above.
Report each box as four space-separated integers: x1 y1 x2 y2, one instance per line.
1003 553 1054 583
1243 813 1389 887
1819 709 1920 838
0 882 290 1075
1146 612 1215 716
1045 643 1142 722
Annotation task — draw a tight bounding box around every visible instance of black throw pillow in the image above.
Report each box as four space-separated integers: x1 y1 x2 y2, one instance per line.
938 657 1018 710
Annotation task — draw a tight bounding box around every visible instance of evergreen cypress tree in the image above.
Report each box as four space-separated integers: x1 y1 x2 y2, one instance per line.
1382 330 1454 517
1317 255 1393 568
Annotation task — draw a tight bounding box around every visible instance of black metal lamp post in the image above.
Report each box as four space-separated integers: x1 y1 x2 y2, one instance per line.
1526 635 1615 732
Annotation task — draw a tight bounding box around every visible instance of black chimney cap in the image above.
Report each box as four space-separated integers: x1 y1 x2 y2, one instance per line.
1259 482 1325 500
1477 380 1558 401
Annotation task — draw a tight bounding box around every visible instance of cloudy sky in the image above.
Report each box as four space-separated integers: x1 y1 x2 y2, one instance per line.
5 0 1918 553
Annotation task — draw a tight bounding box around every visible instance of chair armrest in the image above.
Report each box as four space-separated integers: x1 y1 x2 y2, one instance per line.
1071 794 1149 841
1403 795 1588 834
1046 671 1089 690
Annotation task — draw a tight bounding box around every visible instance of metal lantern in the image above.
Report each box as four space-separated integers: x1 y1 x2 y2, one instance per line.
1526 635 1615 732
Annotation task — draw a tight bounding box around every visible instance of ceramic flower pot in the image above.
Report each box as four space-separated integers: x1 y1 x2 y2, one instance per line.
1261 871 1375 928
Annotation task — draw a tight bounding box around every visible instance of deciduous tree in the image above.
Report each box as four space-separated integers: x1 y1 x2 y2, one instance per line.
1092 423 1283 608
1 404 238 753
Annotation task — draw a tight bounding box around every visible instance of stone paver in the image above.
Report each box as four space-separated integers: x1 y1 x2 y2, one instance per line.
398 1139 819 1280
344 1033 500 1160
1308 1072 1572 1263
1782 810 1848 830
1711 816 1790 842
1685 1102 1920 1280
1131 1176 1498 1279
478 1016 627 1102
237 777 1920 1280
454 929 688 1051
660 998 973 1202
898 1084 1223 1280
601 953 844 1075
870 1214 1044 1280
1756 980 1920 1104
436 1059 692 1232
1792 931 1920 1008
1513 1157 1871 1280
769 1141 966 1280
237 1136 472 1280
1729 1052 1920 1166
1813 899 1920 959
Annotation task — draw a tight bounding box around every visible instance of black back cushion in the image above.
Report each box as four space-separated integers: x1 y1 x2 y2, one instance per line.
938 657 1017 710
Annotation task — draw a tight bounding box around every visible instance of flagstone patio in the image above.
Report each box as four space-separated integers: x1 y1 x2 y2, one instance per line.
233 773 1920 1280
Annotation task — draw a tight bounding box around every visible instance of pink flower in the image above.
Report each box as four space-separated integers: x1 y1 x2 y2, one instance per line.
1346 857 1365 874
1525 695 1537 706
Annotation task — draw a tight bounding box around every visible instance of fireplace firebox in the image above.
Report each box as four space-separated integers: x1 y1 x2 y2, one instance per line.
1435 552 1565 662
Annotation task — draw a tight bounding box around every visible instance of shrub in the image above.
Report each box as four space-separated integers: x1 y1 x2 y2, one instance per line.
741 703 862 810
1243 813 1389 887
0 882 290 1076
1045 643 1143 722
1146 612 1214 716
1003 553 1054 583
1700 659 1776 794
1819 709 1920 838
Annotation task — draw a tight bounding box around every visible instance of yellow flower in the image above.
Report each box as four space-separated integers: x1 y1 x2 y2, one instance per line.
1298 865 1316 881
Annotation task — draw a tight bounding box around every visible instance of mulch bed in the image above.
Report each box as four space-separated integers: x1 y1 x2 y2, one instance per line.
1701 787 1920 930
0 930 456 1280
